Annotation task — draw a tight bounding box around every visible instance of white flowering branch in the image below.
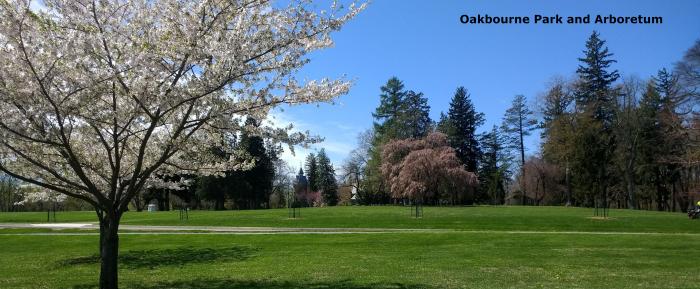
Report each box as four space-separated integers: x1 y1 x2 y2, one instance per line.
0 0 365 215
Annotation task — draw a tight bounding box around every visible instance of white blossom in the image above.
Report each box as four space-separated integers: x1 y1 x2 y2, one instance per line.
15 184 68 205
0 0 365 212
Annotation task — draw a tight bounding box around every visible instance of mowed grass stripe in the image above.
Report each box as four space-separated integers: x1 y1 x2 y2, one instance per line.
1 206 698 233
3 228 700 236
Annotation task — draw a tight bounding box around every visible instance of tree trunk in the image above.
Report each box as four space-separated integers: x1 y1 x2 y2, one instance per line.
99 213 121 289
164 191 170 211
565 164 572 206
626 167 636 210
133 194 143 212
672 181 677 212
655 172 664 211
541 176 546 206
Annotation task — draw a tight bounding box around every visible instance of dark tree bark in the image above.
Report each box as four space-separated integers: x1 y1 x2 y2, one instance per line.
98 211 122 289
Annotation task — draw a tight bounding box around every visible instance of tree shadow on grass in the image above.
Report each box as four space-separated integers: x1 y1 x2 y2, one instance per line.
74 279 435 289
60 246 257 269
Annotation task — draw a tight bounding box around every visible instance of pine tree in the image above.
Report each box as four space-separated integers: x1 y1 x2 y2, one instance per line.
364 77 432 204
575 31 620 126
373 77 407 140
654 68 685 211
442 87 485 172
571 31 619 212
305 153 319 192
400 90 432 139
238 128 274 209
502 94 538 205
637 81 671 211
436 112 452 134
316 149 338 205
372 77 432 141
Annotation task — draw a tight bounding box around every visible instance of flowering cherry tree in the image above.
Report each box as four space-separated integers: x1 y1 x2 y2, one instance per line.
381 132 478 216
15 184 68 206
0 0 364 288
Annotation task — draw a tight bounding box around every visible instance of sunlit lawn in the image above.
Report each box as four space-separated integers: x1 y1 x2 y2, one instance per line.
0 206 698 288
0 205 698 233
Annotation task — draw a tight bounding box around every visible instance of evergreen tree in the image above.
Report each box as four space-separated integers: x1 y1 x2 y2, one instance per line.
502 94 538 204
637 81 671 211
316 149 338 205
196 143 235 210
436 112 452 135
196 174 228 210
442 86 485 172
479 126 511 205
571 31 619 211
237 121 274 209
400 90 432 138
373 77 407 140
305 153 319 192
372 77 432 140
196 118 275 210
364 77 432 204
575 31 620 126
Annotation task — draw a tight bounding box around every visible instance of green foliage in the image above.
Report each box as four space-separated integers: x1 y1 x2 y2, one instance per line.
236 130 275 209
315 149 338 206
0 173 20 212
305 154 319 192
363 77 432 204
502 94 538 168
478 126 511 204
196 118 275 210
575 30 620 126
439 87 485 172
372 77 432 141
570 31 620 207
1 206 698 233
372 77 407 140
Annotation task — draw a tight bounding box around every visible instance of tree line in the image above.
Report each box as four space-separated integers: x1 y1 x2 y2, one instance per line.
291 149 340 207
344 31 700 212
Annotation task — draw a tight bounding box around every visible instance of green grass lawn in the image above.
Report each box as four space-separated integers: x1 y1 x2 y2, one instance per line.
0 206 697 233
0 206 698 289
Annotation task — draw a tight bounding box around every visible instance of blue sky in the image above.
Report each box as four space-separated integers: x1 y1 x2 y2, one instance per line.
273 0 700 171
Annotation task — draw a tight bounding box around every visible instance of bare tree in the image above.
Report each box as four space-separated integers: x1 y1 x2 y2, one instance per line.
614 76 643 209
341 129 372 201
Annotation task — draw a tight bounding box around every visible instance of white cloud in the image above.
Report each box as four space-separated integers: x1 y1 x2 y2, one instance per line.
320 140 354 156
266 109 357 172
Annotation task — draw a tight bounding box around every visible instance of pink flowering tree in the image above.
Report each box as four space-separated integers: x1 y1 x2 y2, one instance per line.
381 132 478 216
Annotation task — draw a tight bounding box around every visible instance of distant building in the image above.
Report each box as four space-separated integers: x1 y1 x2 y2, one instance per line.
351 186 358 204
295 167 308 190
293 168 309 206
